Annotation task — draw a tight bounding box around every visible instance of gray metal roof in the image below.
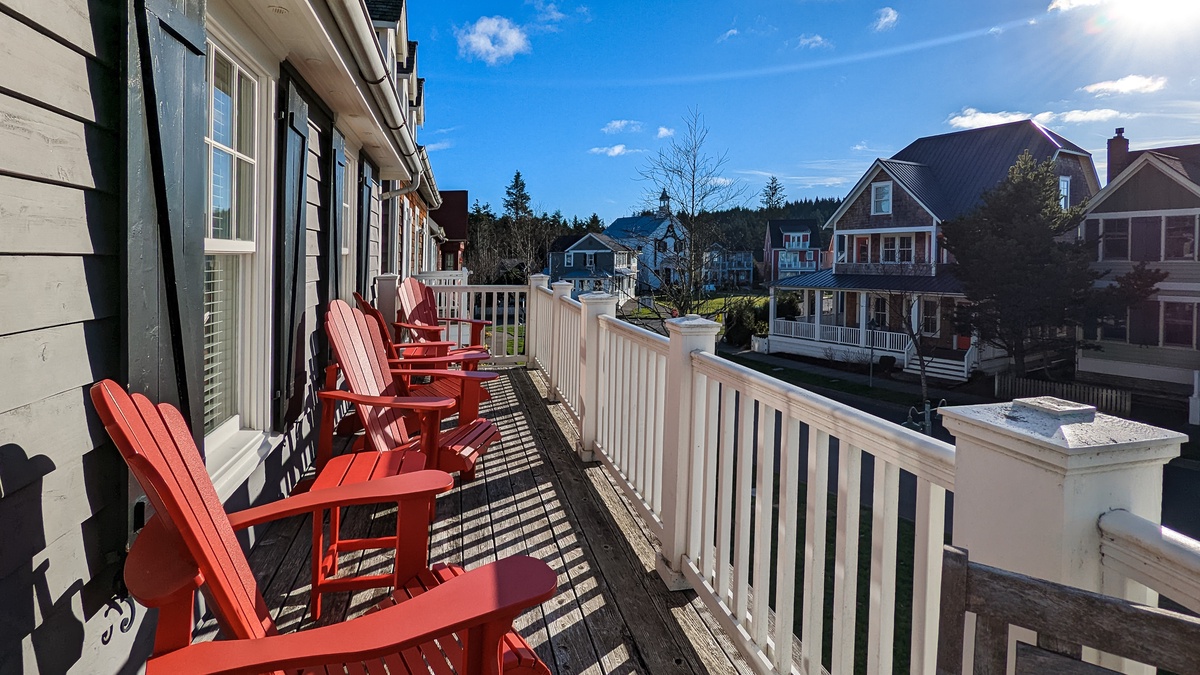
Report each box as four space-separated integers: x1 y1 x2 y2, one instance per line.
774 267 963 295
888 120 1089 221
365 0 405 22
604 215 671 240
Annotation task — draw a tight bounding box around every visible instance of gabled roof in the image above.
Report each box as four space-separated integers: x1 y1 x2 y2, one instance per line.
603 215 672 240
550 233 636 253
774 267 963 295
766 219 822 249
549 234 584 252
1086 146 1200 213
885 119 1091 221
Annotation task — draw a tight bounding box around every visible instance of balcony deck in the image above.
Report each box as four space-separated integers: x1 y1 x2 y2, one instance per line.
198 367 751 674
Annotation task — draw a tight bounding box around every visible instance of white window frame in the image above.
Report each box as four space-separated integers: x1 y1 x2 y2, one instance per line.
898 235 914 263
1059 175 1071 210
564 252 573 267
855 235 871 264
882 236 898 263
921 299 941 336
586 252 596 268
871 181 892 215
872 296 888 329
201 27 278 492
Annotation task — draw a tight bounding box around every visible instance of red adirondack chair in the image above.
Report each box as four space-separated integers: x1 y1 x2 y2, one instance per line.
397 276 492 352
326 299 501 481
354 291 485 366
90 380 555 674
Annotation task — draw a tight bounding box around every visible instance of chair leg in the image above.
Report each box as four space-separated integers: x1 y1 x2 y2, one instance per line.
310 510 325 620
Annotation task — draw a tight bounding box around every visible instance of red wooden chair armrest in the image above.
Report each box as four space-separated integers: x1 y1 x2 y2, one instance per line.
145 556 557 675
394 320 446 335
388 352 489 368
394 340 459 352
389 369 499 382
226 470 454 530
317 390 456 412
442 317 493 327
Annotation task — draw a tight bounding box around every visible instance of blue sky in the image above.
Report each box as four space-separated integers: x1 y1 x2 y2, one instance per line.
408 0 1200 223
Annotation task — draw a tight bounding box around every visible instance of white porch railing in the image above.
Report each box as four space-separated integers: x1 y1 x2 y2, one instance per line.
421 283 529 364
772 318 910 353
442 277 1195 675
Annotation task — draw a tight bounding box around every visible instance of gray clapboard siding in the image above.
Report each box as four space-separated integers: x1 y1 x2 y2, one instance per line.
0 93 116 193
0 0 120 65
1100 260 1200 285
0 176 115 255
1090 340 1200 370
0 256 118 335
0 387 107 499
0 11 118 129
0 319 118 415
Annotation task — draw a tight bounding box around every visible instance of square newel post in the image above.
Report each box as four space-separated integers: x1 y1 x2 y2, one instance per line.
657 314 721 590
858 291 869 347
375 274 400 342
768 286 777 327
526 274 550 370
941 397 1184 671
546 281 573 403
578 292 617 462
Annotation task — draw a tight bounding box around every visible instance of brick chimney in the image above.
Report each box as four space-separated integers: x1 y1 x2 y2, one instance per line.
1107 127 1129 183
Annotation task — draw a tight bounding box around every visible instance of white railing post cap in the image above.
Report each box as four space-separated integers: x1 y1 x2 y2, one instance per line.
579 292 615 305
551 280 573 293
529 273 550 282
666 313 721 336
941 396 1185 471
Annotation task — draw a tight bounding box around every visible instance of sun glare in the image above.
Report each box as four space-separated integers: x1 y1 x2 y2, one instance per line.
1099 0 1200 32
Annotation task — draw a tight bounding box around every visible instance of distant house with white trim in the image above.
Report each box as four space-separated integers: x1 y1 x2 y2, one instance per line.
547 233 639 301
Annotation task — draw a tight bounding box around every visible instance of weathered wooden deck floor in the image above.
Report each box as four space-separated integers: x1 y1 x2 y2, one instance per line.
199 367 752 674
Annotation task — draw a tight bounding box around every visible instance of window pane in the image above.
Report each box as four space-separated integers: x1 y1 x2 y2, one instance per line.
235 158 254 240
211 147 233 239
1083 219 1101 262
203 255 239 434
1165 216 1196 261
212 53 234 148
1101 311 1127 341
1103 218 1129 260
236 71 255 156
1163 302 1194 347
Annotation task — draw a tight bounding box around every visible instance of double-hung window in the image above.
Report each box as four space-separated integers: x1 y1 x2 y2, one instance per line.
203 42 258 436
586 253 595 268
921 299 940 336
1102 218 1130 260
872 297 888 329
898 236 914 263
871 182 892 215
882 236 898 263
1059 176 1071 210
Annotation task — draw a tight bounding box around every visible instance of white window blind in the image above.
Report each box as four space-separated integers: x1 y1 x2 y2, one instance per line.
203 255 240 433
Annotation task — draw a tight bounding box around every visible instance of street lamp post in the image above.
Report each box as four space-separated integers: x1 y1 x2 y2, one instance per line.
867 318 879 388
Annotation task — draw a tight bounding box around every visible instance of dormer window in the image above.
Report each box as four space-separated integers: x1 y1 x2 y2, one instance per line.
1059 175 1071 210
783 232 809 249
871 182 892 215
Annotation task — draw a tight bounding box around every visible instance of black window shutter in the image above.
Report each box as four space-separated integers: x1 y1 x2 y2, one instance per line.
131 0 207 446
357 159 379 299
1131 216 1162 262
272 81 310 432
326 129 347 304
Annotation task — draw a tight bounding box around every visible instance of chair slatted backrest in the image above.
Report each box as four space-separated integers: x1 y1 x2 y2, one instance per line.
354 291 398 356
398 276 438 328
326 299 418 453
90 381 277 641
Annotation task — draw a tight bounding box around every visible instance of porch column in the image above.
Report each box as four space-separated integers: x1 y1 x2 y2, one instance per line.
768 286 777 328
942 398 1184 673
526 274 549 370
910 297 920 335
813 290 823 340
858 291 869 347
547 281 572 403
658 314 721 590
376 273 400 342
578 292 616 462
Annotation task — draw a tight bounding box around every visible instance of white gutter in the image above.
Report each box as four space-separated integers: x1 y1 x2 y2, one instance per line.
327 0 442 210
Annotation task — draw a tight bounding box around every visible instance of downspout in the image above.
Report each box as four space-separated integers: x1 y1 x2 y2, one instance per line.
326 0 441 210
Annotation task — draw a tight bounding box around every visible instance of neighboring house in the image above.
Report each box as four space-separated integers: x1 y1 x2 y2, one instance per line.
1075 128 1200 410
0 1 441 671
703 244 755 289
431 189 469 270
764 219 825 283
766 120 1099 382
603 191 687 291
547 233 639 301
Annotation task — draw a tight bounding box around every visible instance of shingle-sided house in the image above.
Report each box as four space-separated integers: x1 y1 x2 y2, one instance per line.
764 219 825 283
766 120 1100 381
1076 128 1200 414
546 232 639 300
0 1 444 671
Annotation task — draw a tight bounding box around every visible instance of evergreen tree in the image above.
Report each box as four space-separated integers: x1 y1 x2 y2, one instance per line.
502 170 532 220
760 175 786 210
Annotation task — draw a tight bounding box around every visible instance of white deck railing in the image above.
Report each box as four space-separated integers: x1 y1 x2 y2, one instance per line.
421 284 529 364
772 318 910 353
432 275 1195 675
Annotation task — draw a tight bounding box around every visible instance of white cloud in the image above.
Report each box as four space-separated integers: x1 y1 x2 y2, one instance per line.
709 177 735 187
948 106 1133 129
988 26 1004 35
947 107 1031 129
589 144 642 157
1047 0 1103 12
796 33 832 49
851 141 874 151
455 16 531 65
528 0 565 23
1083 75 1168 96
656 126 675 138
718 28 739 42
872 7 899 32
425 140 453 152
602 119 643 134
